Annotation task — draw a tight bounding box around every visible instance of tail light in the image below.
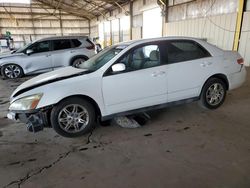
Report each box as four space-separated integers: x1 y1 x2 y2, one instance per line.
86 44 95 50
237 58 244 65
86 39 95 50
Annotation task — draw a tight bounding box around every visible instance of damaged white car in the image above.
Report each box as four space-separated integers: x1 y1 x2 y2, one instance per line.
7 37 247 137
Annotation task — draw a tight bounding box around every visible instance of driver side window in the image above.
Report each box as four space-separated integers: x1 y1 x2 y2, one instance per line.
119 44 161 71
28 41 50 54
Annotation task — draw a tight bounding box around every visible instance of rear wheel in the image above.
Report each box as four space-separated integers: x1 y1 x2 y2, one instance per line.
1 64 23 79
72 57 87 68
200 78 227 109
51 97 96 137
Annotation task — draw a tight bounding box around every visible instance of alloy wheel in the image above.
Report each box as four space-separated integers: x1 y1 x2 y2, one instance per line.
58 104 89 133
4 65 21 78
205 83 225 106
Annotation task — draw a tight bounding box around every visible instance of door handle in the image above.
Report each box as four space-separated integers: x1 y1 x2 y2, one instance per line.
158 71 166 75
46 54 51 57
152 72 158 77
151 71 166 77
200 62 212 67
70 50 76 53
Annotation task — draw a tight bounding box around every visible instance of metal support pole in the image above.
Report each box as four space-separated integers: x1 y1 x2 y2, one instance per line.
88 19 91 37
129 1 133 40
118 18 121 42
30 5 35 40
110 20 112 45
233 0 246 51
59 10 63 36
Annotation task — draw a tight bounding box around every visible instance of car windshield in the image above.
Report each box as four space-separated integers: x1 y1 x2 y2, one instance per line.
78 45 128 71
15 43 32 53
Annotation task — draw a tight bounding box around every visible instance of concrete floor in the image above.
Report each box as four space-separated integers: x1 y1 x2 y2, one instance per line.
0 69 250 188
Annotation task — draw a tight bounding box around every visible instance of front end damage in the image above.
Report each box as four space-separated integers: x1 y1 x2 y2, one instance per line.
7 107 52 133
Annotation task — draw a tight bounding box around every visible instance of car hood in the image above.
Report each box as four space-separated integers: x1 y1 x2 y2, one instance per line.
11 67 90 99
0 52 23 59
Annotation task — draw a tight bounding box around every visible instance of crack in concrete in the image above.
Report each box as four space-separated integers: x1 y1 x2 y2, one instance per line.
86 131 93 144
3 131 94 188
3 150 71 188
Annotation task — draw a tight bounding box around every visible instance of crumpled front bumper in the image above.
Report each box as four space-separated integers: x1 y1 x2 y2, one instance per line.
7 109 51 133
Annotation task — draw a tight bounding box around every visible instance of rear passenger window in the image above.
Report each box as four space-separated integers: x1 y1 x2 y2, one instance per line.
53 39 71 50
166 40 211 64
72 39 82 47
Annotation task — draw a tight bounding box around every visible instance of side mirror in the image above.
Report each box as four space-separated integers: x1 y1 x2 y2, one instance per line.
112 63 126 73
26 49 33 55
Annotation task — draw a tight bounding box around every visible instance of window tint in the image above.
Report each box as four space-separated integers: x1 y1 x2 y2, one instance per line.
72 39 82 47
120 44 161 71
166 40 211 63
28 41 50 53
53 39 71 50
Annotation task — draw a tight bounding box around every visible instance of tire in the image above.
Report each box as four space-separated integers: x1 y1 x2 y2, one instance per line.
199 78 227 109
71 57 87 68
50 97 96 138
1 64 24 79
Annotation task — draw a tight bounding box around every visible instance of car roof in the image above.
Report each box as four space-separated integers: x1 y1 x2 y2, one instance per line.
117 36 207 46
36 35 89 42
116 36 224 57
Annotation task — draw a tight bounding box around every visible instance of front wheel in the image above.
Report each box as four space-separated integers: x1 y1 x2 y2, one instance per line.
199 78 227 109
50 97 96 137
1 64 24 79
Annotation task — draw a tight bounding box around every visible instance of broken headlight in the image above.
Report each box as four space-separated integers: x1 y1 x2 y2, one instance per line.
9 94 43 111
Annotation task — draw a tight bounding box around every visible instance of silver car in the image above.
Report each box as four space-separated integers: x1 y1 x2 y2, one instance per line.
0 36 96 79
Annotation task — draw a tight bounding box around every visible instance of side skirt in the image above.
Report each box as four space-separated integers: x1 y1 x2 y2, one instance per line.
101 97 199 121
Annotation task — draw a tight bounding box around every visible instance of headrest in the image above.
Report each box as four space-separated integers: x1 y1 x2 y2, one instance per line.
133 50 144 60
150 50 159 61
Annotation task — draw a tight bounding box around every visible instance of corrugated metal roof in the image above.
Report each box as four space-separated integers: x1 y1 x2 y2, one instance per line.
34 0 129 19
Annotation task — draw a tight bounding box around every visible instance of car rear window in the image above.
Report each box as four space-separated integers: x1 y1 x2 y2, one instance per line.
72 39 82 47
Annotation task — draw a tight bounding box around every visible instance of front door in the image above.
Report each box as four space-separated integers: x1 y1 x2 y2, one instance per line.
102 43 168 115
25 40 52 73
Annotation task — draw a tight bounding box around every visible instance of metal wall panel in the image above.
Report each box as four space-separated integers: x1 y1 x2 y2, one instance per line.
247 0 250 11
165 13 237 51
168 0 237 22
0 7 89 48
132 27 142 40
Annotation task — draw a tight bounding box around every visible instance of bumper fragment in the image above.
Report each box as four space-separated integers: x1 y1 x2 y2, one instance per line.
7 109 51 133
7 112 17 120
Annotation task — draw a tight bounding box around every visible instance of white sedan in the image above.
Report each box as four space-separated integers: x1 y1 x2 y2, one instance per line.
7 37 247 137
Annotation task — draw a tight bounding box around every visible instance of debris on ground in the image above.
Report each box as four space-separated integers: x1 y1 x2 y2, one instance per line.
113 113 150 129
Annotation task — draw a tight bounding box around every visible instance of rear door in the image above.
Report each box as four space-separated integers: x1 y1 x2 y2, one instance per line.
102 42 168 115
165 40 214 102
51 39 73 69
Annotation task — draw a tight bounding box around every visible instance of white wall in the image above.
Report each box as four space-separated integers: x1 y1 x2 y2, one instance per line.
143 7 162 38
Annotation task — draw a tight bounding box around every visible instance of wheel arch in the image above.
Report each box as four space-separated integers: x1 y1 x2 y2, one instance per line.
0 63 24 78
55 94 102 119
200 73 229 97
69 55 89 66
